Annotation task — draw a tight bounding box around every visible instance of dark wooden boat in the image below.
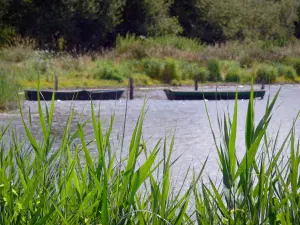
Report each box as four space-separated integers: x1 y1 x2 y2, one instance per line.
24 89 125 101
164 89 265 100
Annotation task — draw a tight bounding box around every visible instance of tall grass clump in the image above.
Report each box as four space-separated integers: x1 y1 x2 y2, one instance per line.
208 59 222 81
277 64 296 81
282 57 300 75
193 66 209 82
0 38 36 63
222 61 242 82
254 63 278 83
225 68 241 82
93 61 124 82
140 58 164 79
161 58 180 83
116 34 203 53
140 58 181 83
0 69 20 110
147 36 203 52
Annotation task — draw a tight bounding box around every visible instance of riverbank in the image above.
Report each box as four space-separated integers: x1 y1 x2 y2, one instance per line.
2 35 300 109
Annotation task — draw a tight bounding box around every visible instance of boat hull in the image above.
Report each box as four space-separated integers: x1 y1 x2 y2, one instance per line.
164 89 265 100
24 89 125 101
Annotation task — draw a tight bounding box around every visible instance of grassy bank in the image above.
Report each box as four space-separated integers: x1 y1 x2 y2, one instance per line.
0 88 299 224
2 35 300 108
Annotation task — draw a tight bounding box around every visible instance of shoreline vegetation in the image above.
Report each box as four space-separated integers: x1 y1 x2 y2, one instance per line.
0 88 299 224
2 35 300 109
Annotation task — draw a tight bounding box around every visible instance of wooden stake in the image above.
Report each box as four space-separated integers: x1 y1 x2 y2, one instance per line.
261 81 265 90
55 76 58 91
195 79 198 91
129 77 134 100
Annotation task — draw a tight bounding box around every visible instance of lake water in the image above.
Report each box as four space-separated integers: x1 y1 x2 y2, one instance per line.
1 85 300 187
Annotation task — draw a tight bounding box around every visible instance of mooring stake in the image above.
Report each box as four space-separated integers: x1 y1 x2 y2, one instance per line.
55 76 58 91
195 79 198 91
129 77 134 100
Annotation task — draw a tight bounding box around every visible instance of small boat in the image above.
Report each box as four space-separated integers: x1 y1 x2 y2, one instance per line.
164 89 265 100
24 89 125 101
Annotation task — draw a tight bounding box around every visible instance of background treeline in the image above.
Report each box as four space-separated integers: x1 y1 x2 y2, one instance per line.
0 0 300 50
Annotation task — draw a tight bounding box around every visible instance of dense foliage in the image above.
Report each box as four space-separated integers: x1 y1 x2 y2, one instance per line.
0 0 300 50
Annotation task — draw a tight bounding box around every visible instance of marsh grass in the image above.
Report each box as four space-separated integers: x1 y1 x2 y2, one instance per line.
0 82 299 224
0 69 20 110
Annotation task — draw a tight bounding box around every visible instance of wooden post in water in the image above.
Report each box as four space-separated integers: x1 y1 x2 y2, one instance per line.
129 77 134 100
55 76 58 91
261 80 265 90
195 79 198 91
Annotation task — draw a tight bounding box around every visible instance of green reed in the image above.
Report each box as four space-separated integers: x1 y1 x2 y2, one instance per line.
0 84 299 224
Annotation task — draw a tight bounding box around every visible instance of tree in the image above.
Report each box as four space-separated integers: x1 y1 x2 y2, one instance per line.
171 0 225 43
172 0 299 44
2 0 125 50
0 0 15 45
119 0 182 37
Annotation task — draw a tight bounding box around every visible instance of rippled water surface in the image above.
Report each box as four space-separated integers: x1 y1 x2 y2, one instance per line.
1 85 300 186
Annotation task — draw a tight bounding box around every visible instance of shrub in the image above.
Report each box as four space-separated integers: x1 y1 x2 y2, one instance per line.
277 64 296 81
254 64 278 83
101 67 124 82
93 62 124 83
194 67 209 82
161 58 180 83
240 55 254 68
240 70 253 83
115 34 148 58
208 59 222 81
181 62 196 80
171 79 181 86
225 68 241 82
131 73 152 85
140 58 164 79
221 60 241 82
282 57 300 75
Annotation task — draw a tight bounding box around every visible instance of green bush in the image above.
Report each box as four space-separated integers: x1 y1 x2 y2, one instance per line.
221 60 241 82
208 59 222 81
282 57 300 75
161 58 180 83
277 64 296 81
194 67 209 82
116 34 148 58
240 70 253 83
225 68 241 82
140 58 164 79
131 73 152 85
220 60 240 71
171 79 181 86
181 63 208 82
255 64 278 83
93 62 124 82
